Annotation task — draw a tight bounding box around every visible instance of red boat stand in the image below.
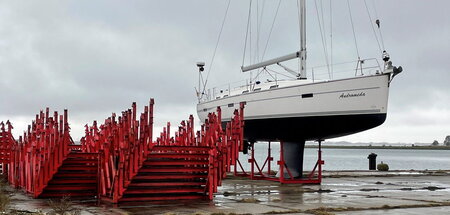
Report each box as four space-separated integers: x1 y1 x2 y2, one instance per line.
234 140 324 184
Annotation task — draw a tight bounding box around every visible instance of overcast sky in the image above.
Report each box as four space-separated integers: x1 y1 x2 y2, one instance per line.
1 0 449 144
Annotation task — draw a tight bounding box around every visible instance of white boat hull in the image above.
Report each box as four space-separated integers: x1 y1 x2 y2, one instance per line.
197 74 390 141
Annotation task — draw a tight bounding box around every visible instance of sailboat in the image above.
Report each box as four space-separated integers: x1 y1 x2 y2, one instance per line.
196 0 402 144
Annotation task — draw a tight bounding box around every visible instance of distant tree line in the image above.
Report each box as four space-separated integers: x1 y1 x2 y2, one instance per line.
432 135 450 146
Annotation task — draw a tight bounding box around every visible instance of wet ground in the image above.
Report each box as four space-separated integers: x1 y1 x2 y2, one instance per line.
8 171 450 215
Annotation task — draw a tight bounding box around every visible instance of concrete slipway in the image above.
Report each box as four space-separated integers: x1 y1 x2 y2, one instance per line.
7 171 450 215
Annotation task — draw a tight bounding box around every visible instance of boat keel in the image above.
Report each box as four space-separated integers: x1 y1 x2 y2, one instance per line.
280 141 305 178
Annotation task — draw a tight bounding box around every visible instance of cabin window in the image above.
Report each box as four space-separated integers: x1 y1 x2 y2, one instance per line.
216 97 221 99
269 85 279 89
242 90 249 94
228 103 234 107
302 93 313 98
254 88 261 91
223 95 229 98
203 108 208 112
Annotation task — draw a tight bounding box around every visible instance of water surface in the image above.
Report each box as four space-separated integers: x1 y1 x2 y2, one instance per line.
236 143 450 171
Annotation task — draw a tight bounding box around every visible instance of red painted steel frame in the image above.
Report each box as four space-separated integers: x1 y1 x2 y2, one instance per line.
1 100 245 202
0 121 14 175
154 102 245 200
82 100 155 203
81 100 245 203
2 109 72 197
1 96 322 201
234 140 324 184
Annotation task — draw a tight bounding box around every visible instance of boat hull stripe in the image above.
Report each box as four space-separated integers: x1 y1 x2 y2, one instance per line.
201 86 380 112
228 109 382 121
199 74 387 105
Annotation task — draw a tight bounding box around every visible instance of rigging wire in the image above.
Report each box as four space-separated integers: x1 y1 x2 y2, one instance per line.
249 1 252 66
261 0 282 61
266 68 297 79
371 0 386 51
202 0 231 94
346 0 360 59
253 67 265 81
314 0 331 79
319 0 332 79
256 0 267 62
320 0 331 79
255 0 259 63
329 0 333 79
257 0 267 32
250 1 255 82
296 0 302 76
320 0 327 50
242 0 253 67
363 0 382 54
263 68 278 81
254 0 260 63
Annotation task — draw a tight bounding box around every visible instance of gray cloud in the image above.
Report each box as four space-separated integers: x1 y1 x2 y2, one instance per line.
1 0 449 142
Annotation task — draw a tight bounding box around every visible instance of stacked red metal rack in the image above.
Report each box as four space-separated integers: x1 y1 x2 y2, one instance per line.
0 99 323 203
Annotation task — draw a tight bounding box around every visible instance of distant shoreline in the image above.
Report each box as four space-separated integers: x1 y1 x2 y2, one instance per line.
305 145 450 150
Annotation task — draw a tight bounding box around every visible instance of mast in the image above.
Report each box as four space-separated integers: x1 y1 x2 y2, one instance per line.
241 1 307 78
299 0 307 79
